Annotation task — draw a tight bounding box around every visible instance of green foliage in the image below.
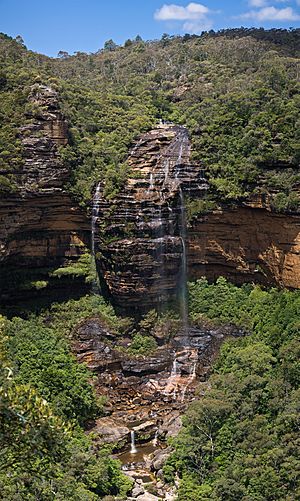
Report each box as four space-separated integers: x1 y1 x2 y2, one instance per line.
51 252 97 284
167 279 300 500
0 29 299 208
0 296 132 499
4 318 97 426
127 333 157 356
189 277 252 327
186 197 217 221
2 295 122 425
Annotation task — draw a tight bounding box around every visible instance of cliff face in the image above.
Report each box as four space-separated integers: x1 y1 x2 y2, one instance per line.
188 204 300 288
95 127 300 315
2 100 300 314
0 85 89 310
94 124 207 314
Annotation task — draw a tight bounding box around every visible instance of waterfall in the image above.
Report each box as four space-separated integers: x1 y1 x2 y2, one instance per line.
181 361 197 402
91 182 101 257
149 172 154 190
130 430 137 454
164 354 179 397
178 187 189 329
153 430 159 446
91 182 101 293
170 356 177 377
164 158 170 185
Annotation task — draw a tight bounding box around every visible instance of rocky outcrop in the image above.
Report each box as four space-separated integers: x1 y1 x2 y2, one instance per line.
94 125 300 315
73 316 244 445
188 204 300 288
95 124 207 314
0 85 89 310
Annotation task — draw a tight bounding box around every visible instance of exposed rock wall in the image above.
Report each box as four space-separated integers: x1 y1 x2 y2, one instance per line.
188 205 300 288
95 127 300 314
0 85 89 309
95 124 207 314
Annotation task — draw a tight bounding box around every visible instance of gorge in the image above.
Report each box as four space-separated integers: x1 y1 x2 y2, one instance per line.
0 28 299 500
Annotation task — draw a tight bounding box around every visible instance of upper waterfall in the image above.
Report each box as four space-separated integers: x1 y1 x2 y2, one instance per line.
93 124 208 315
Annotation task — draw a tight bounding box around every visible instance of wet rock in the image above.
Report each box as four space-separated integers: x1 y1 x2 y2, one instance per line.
73 317 125 372
121 350 171 375
134 421 156 442
95 125 207 315
158 412 182 439
136 493 159 501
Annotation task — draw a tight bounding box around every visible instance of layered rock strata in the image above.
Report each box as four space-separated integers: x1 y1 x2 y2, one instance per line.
0 85 89 310
73 316 244 448
94 126 300 314
188 203 300 288
94 124 207 314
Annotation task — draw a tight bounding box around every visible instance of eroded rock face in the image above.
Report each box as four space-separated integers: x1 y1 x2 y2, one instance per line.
0 85 89 309
73 316 244 449
188 204 300 289
94 125 300 315
95 124 207 314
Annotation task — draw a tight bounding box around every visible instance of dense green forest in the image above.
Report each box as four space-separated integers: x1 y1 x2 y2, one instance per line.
0 28 299 208
0 296 133 499
1 280 299 499
165 278 300 500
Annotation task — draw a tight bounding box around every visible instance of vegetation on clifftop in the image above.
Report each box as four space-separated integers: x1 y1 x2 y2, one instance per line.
0 29 299 208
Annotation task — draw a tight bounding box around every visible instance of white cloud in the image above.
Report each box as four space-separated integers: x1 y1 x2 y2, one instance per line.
240 6 300 21
154 2 214 34
154 2 209 21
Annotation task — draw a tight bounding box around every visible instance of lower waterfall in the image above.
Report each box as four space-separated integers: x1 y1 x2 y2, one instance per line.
130 430 137 454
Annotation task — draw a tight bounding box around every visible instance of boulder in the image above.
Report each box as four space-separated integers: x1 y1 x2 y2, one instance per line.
91 417 129 449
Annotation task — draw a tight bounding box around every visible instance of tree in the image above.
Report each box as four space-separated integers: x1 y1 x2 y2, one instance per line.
104 39 117 51
57 50 70 58
15 35 25 46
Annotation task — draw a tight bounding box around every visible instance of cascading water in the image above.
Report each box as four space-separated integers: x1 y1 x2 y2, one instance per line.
164 354 179 397
181 361 197 402
153 430 159 446
171 356 177 377
91 182 101 293
130 430 137 454
149 172 154 190
178 187 189 330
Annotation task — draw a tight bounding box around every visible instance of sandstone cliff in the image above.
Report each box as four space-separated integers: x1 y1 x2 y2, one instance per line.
0 85 89 311
189 203 300 288
2 100 300 314
94 124 207 314
94 125 300 315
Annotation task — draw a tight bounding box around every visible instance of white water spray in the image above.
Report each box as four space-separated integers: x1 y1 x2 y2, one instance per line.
181 361 197 402
130 430 137 454
178 187 188 329
153 430 159 446
91 182 101 293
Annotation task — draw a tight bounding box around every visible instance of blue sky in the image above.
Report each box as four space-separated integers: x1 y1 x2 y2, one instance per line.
0 0 300 57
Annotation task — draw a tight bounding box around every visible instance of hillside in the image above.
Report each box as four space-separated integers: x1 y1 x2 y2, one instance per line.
0 28 299 501
0 28 299 209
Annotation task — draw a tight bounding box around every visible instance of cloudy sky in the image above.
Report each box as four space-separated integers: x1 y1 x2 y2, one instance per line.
1 0 300 56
